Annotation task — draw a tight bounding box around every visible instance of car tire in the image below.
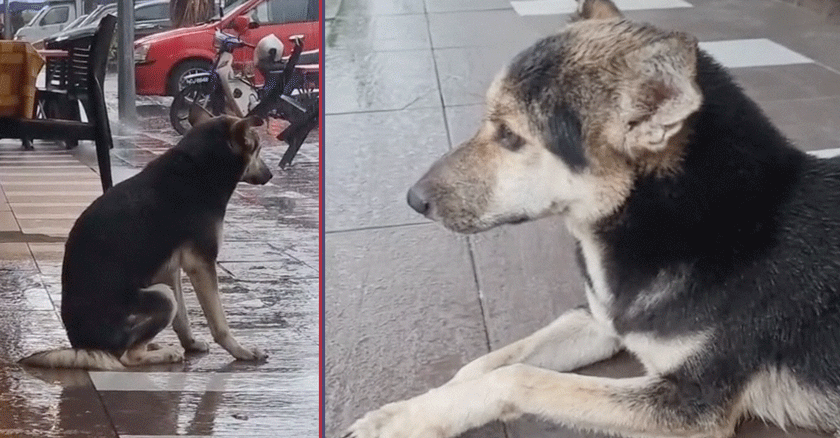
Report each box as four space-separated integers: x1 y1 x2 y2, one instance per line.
167 59 212 96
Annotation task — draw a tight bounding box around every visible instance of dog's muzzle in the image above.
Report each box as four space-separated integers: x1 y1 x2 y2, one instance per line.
242 158 273 185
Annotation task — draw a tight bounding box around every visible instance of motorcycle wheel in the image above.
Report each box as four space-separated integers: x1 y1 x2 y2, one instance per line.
170 82 217 135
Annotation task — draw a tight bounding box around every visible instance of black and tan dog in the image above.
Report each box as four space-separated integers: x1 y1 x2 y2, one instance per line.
21 111 271 370
347 0 840 437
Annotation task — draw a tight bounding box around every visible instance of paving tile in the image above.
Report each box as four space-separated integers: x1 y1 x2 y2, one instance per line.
700 38 813 69
328 14 431 51
435 44 529 107
336 0 426 15
445 104 485 146
770 23 840 73
28 242 65 273
0 270 54 311
511 0 691 16
0 211 19 232
731 63 840 102
0 310 67 362
0 243 36 270
0 366 116 438
141 275 318 372
99 389 316 437
17 218 76 237
5 195 98 204
0 174 100 184
325 49 441 113
217 241 292 263
0 166 90 173
428 9 543 48
471 218 585 347
218 260 318 280
0 172 97 181
325 225 492 437
758 97 840 152
425 0 511 13
778 123 840 152
325 107 449 231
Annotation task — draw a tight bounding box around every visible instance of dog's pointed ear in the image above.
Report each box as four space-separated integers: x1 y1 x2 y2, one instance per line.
574 0 623 20
229 116 263 153
618 33 701 152
188 105 214 127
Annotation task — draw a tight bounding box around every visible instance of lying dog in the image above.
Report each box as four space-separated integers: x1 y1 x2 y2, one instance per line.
21 112 271 370
347 0 840 437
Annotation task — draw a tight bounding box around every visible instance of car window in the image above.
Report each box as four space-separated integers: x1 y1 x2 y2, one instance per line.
270 0 312 23
135 4 169 21
41 6 69 26
251 2 269 24
26 6 48 26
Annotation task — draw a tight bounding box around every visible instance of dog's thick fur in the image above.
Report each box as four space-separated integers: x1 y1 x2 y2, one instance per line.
347 1 840 437
20 112 272 370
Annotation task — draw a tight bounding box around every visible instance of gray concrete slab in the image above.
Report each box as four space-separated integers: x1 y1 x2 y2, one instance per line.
325 225 492 437
325 107 449 231
444 104 484 146
428 9 544 48
325 49 441 114
471 219 585 347
328 14 431 51
731 63 840 103
435 44 530 107
335 0 425 16
424 0 512 14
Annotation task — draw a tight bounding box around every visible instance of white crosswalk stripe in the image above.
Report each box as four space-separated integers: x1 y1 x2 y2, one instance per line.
699 39 814 68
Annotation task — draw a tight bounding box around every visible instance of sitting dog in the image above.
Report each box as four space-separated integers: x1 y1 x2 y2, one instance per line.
346 0 840 437
21 111 271 370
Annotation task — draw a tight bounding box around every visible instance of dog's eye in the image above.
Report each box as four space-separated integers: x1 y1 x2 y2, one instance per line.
496 124 524 151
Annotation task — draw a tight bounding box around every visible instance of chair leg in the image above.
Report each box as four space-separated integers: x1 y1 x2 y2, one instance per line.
89 78 113 192
279 112 317 169
21 138 33 150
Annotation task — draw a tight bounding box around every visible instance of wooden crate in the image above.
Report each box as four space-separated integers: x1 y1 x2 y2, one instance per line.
0 42 44 118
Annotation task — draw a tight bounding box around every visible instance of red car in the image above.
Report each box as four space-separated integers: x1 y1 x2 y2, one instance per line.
134 0 319 96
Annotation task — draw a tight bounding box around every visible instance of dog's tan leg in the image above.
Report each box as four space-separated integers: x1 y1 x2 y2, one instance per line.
182 259 267 361
347 364 733 438
168 269 210 352
449 307 620 384
120 342 184 366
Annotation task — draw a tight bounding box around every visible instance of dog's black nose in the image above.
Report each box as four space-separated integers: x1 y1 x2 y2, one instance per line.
407 186 429 215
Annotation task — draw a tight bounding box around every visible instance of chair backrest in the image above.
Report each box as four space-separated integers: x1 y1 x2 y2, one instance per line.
88 14 116 88
43 14 116 98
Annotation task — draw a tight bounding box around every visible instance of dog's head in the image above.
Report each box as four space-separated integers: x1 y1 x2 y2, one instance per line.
407 0 702 233
189 108 273 185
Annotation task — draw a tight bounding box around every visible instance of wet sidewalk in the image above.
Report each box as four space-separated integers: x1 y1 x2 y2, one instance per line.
0 94 319 437
324 0 840 437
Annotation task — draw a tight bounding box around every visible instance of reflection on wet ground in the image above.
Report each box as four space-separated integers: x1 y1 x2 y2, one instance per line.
0 97 318 436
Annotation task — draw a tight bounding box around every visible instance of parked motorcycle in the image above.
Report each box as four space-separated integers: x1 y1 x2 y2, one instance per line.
168 17 319 146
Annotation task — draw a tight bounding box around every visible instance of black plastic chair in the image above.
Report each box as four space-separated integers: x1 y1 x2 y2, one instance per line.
0 14 116 192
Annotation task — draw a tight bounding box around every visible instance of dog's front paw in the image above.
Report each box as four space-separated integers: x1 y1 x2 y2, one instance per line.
183 339 210 352
344 401 445 438
231 346 268 362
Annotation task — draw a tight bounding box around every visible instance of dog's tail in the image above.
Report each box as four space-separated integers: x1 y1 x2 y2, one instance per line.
19 348 125 370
